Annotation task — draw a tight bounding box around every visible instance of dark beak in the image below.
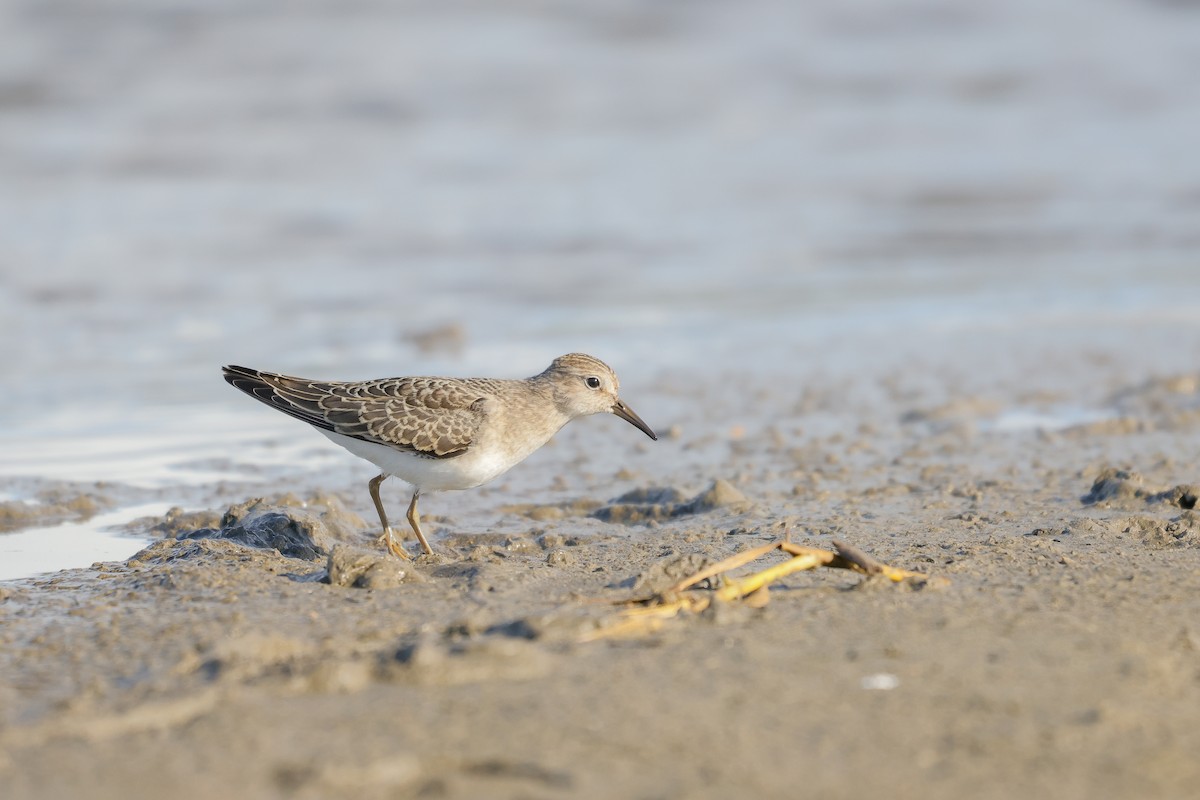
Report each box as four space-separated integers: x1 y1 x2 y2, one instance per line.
612 399 658 441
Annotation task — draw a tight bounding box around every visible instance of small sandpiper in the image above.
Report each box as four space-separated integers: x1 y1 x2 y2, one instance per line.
222 353 657 558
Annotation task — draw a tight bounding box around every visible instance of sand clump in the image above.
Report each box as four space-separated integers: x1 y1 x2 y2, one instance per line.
325 545 418 589
1080 467 1198 510
0 491 114 532
178 496 369 560
1119 514 1199 549
592 479 752 523
631 553 725 595
131 497 425 589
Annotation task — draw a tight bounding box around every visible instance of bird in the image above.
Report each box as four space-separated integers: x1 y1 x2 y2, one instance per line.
222 353 657 558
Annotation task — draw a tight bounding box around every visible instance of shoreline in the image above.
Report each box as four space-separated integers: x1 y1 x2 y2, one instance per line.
3 363 1199 799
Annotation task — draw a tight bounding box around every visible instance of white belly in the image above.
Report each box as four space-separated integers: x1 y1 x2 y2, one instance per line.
317 429 516 491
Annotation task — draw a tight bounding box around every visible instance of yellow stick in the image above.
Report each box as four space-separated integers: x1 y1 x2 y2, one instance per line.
716 553 823 600
668 541 783 593
583 540 934 642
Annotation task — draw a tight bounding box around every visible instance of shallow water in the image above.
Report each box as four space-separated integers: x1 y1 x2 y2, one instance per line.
2 0 1199 578
0 503 171 582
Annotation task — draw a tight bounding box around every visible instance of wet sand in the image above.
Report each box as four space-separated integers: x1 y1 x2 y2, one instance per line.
4 355 1200 800
4 0 1200 796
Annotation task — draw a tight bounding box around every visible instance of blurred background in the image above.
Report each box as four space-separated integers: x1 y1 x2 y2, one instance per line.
1 0 1198 486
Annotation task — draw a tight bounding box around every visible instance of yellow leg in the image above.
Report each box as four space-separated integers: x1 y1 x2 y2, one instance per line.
406 489 434 555
369 474 411 560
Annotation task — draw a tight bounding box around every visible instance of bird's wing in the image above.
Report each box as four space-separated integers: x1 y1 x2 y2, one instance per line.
222 366 487 458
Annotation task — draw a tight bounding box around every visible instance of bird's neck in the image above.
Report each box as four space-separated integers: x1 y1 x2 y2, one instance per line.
487 378 570 461
526 373 574 418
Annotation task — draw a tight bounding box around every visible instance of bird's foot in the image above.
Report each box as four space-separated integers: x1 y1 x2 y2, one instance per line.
377 528 412 560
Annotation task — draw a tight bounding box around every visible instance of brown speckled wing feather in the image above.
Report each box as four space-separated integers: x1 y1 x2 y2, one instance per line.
222 365 492 458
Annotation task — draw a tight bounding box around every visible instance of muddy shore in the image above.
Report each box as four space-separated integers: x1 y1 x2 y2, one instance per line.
3 361 1200 800
4 0 1200 796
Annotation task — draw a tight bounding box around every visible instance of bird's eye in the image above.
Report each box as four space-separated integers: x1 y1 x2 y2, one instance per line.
586 376 602 389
